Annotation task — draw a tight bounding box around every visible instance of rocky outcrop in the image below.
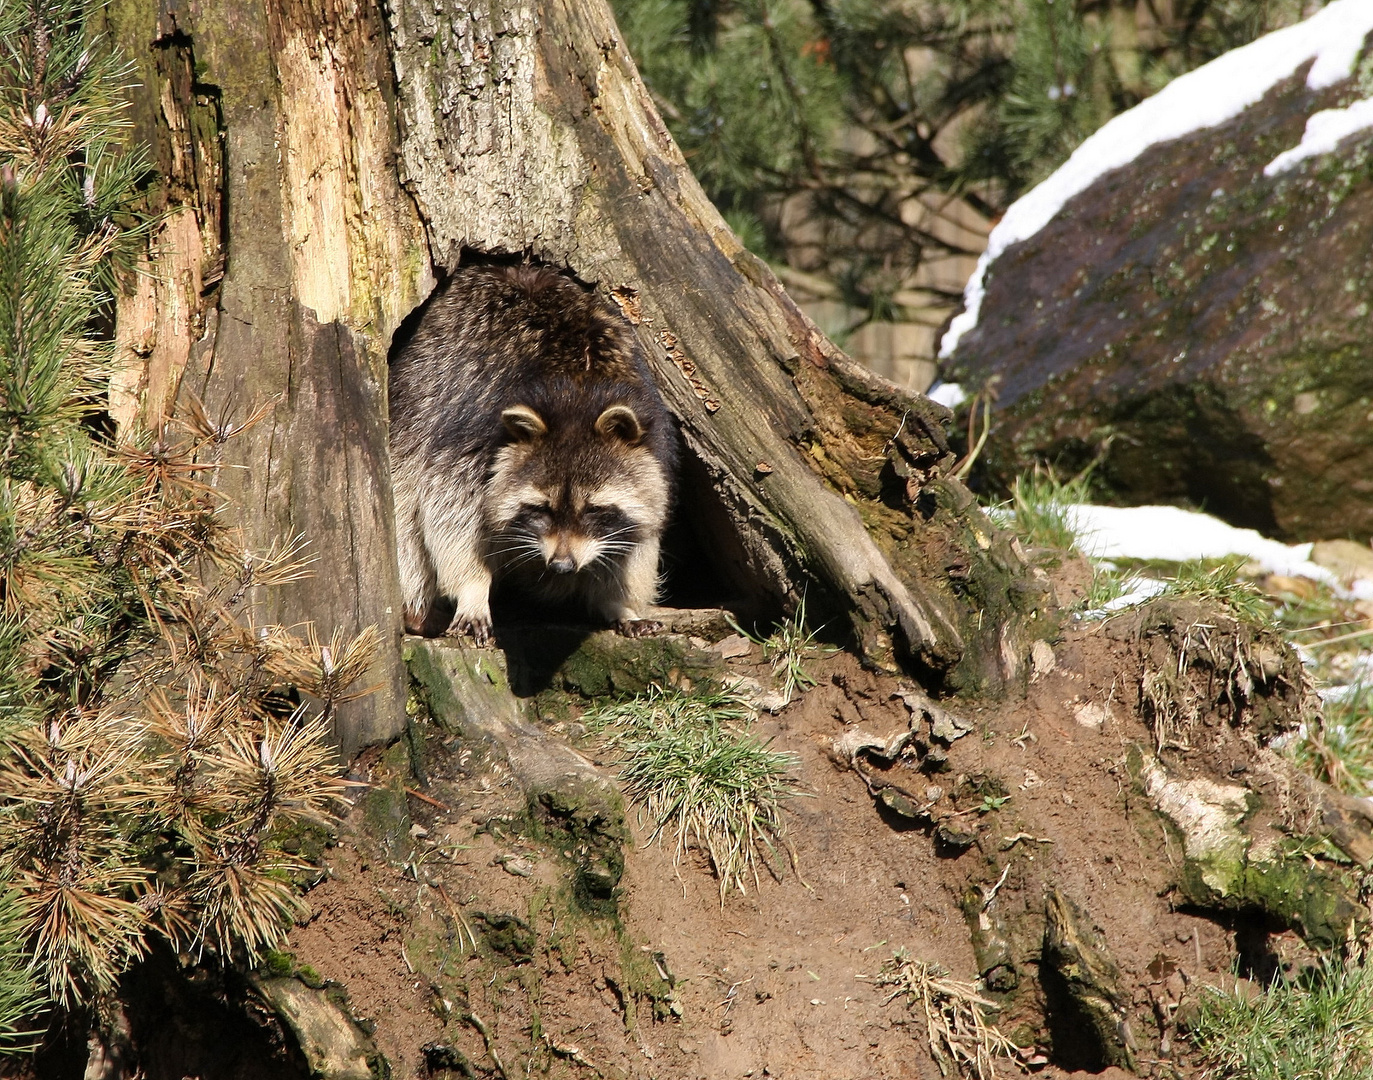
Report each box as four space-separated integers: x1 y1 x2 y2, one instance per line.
942 9 1373 540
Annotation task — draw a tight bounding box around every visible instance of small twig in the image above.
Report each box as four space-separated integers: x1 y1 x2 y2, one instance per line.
342 779 452 811
1302 627 1373 650
999 833 1052 851
981 863 1012 908
883 410 909 455
953 394 992 480
434 883 481 955
405 786 452 811
1290 619 1368 635
464 1012 508 1080
543 1033 603 1075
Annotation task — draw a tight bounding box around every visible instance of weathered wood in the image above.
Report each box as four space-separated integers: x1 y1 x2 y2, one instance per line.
105 0 433 755
385 0 1046 680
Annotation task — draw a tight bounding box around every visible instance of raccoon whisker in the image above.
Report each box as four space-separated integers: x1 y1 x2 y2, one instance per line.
490 529 541 544
488 551 540 567
586 548 632 569
595 525 643 543
488 541 542 558
489 531 544 549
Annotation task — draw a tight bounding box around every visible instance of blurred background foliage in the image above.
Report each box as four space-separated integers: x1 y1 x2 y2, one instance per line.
612 0 1328 380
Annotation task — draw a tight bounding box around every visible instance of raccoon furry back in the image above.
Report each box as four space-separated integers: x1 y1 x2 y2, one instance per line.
389 265 678 642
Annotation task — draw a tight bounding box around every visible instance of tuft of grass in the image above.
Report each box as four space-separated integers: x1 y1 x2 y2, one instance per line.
996 469 1091 553
1082 565 1134 611
581 683 754 734
1186 958 1373 1079
1288 683 1373 796
1161 559 1276 626
585 685 801 901
876 951 1023 1080
728 593 833 706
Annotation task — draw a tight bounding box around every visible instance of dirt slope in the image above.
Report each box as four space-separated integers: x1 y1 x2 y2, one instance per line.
282 598 1320 1080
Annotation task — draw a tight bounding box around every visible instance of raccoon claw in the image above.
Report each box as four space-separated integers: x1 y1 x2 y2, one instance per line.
446 615 494 647
616 618 662 638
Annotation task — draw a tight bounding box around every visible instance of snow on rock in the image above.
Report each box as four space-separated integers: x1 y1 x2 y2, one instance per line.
939 0 1373 358
1264 96 1373 174
925 382 966 408
1064 504 1364 591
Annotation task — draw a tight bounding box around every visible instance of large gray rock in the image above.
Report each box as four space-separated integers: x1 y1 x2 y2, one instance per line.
943 13 1373 540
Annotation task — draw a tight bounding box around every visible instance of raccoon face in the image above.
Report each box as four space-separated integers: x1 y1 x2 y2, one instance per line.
488 404 667 576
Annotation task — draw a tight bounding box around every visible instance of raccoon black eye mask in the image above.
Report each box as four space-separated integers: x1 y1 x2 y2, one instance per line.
387 264 678 644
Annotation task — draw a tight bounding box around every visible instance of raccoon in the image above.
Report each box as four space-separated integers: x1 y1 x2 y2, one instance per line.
388 264 677 644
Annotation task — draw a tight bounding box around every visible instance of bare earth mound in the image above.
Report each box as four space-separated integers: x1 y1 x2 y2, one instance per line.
281 584 1345 1080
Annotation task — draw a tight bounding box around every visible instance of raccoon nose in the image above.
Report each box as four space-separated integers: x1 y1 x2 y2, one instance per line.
548 554 576 574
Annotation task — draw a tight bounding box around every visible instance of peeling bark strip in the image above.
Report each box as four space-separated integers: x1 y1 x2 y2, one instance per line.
108 0 434 755
386 0 1044 680
110 20 224 432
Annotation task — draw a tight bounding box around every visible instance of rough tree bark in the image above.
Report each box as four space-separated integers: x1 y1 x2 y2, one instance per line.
102 0 1049 759
104 0 432 757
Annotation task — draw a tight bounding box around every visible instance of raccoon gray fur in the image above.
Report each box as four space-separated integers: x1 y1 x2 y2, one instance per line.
388 264 678 644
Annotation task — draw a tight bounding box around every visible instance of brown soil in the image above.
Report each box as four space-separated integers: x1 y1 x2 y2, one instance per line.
286 611 1309 1080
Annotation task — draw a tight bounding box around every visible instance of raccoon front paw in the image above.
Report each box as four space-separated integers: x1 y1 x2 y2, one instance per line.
616 617 663 638
445 614 494 646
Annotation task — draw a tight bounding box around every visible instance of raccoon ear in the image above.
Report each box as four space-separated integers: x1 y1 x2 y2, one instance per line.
595 404 643 444
502 405 547 441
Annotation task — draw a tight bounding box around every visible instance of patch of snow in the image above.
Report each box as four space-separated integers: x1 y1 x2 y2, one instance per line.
1066 503 1373 596
1076 576 1168 621
938 0 1373 359
1321 675 1372 704
925 381 966 408
1266 96 1373 174
1267 726 1301 750
1065 503 1346 582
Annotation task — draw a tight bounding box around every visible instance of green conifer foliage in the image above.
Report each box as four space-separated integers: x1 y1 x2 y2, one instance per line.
0 2 379 1023
615 0 1325 320
622 0 844 193
0 887 40 1053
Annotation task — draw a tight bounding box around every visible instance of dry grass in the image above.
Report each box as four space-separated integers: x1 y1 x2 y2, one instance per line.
877 951 1024 1080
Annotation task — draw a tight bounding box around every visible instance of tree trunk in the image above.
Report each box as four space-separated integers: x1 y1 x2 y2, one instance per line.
382 0 1049 681
104 0 1047 760
103 0 433 757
